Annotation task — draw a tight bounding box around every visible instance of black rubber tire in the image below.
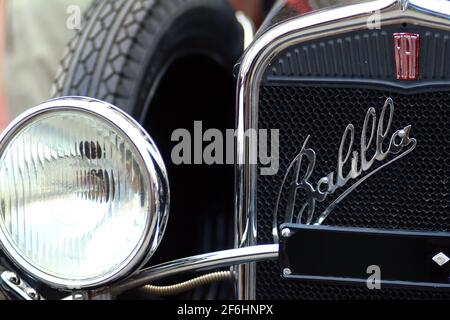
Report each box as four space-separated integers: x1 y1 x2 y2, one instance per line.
53 0 243 121
53 0 243 300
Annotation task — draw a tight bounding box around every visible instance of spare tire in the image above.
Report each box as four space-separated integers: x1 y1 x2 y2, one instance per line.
53 0 243 120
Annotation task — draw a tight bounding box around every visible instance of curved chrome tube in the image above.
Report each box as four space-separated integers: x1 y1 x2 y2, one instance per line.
108 244 279 296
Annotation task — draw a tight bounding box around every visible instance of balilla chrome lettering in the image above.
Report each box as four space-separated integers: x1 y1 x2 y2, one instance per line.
274 98 417 228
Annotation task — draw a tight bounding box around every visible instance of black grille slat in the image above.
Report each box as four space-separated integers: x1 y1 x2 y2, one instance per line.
267 31 392 80
264 26 450 88
256 85 450 300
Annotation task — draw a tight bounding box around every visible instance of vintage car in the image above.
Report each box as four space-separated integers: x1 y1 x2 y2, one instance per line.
0 0 449 300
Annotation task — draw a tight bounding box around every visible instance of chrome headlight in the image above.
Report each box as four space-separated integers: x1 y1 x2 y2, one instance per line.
0 97 169 289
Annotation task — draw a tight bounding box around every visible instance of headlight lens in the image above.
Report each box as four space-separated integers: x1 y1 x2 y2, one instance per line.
0 97 169 289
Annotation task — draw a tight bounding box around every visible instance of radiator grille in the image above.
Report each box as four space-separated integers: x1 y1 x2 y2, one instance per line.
256 85 450 299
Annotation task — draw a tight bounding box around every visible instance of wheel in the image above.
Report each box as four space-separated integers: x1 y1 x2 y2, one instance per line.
53 0 244 299
53 0 243 119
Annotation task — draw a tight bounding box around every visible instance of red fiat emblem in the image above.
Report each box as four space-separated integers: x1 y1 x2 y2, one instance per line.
393 33 420 81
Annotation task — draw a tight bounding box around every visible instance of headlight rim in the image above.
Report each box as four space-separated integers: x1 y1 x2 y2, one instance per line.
0 96 170 290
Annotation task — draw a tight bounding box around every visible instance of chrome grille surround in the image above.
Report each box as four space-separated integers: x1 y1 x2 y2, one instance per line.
235 0 450 299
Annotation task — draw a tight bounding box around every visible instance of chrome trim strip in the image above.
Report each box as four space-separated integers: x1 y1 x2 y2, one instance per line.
108 244 279 296
235 0 450 299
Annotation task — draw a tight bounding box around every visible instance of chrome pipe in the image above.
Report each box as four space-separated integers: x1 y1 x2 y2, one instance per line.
108 244 279 296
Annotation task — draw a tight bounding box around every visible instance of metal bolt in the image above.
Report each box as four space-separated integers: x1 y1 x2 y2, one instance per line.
5 272 20 285
25 288 39 300
283 268 292 276
281 228 291 238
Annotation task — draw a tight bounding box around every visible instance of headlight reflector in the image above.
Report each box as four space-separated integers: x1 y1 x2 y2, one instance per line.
0 97 169 289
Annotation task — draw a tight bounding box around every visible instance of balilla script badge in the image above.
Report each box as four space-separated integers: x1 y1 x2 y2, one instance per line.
274 98 417 231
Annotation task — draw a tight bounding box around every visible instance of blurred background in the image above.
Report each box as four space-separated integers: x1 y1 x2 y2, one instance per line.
0 0 278 132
